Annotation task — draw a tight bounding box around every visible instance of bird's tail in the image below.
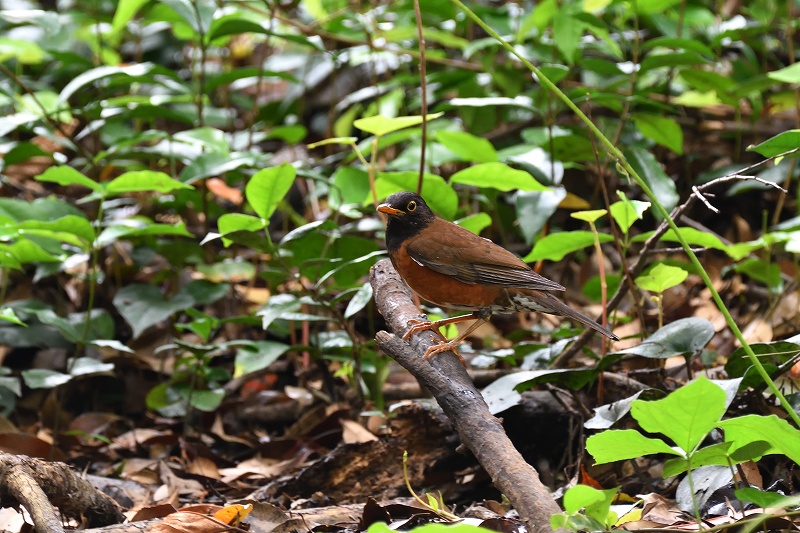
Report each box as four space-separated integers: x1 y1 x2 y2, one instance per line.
538 292 618 341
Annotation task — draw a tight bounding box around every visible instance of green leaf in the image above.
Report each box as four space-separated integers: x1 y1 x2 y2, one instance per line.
563 485 619 525
344 282 373 319
354 113 443 137
21 369 72 389
113 284 194 338
609 194 650 234
663 442 734 477
111 0 151 36
733 258 782 291
767 63 800 83
571 209 607 223
190 389 225 412
451 162 549 192
553 8 584 63
233 341 290 378
105 171 193 195
245 163 297 220
625 147 679 213
632 227 734 256
747 130 800 158
618 317 714 359
435 130 498 163
70 356 115 376
523 231 614 262
217 213 266 235
633 114 684 154
586 429 680 464
724 341 800 383
635 263 688 293
17 216 96 248
374 172 458 220
632 376 726 453
0 308 25 326
736 488 800 509
160 0 216 36
0 38 46 64
515 189 567 244
719 414 800 465
455 212 492 235
35 166 102 192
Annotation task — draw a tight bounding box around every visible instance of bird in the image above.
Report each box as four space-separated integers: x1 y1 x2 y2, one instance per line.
377 191 618 361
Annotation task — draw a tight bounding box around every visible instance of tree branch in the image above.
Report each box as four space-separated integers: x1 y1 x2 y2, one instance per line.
370 259 565 533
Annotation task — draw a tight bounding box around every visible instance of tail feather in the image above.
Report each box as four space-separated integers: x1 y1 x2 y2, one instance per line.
539 293 618 340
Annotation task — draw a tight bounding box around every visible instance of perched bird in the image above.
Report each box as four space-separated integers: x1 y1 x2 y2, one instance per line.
377 191 618 360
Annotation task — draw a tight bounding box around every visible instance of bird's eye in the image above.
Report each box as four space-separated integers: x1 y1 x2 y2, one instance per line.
407 201 417 212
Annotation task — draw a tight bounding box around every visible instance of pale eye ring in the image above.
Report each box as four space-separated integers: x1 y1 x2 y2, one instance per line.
407 201 417 212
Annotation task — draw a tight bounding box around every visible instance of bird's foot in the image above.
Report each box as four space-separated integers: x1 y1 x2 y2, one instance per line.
403 319 447 341
403 319 466 366
423 341 467 366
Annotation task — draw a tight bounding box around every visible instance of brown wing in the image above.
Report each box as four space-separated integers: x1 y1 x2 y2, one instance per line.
405 221 565 292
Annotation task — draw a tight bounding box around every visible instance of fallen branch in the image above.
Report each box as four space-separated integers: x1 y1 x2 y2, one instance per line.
370 258 564 533
0 452 125 533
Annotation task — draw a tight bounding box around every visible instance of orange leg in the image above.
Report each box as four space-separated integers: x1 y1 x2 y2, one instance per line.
402 311 489 365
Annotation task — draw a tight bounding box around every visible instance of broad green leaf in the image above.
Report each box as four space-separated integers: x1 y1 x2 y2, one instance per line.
571 209 607 223
354 113 443 137
635 263 688 293
553 8 583 63
436 130 498 163
632 227 732 256
451 162 548 192
768 63 800 83
748 130 800 158
96 222 192 248
374 172 458 220
344 283 373 319
70 357 115 376
733 258 782 292
724 341 800 384
111 0 150 37
633 114 684 154
0 241 59 264
234 341 290 378
610 195 650 234
736 488 800 509
663 442 734 477
455 212 492 235
190 389 225 412
719 414 800 465
632 377 726 453
21 369 71 389
0 38 46 64
105 171 193 195
60 63 160 103
217 213 266 235
523 231 614 262
35 166 102 192
245 163 296 220
113 284 194 338
586 429 680 464
17 216 96 247
625 147 679 213
258 294 330 331
618 317 713 359
515 188 567 244
0 308 25 326
160 0 216 35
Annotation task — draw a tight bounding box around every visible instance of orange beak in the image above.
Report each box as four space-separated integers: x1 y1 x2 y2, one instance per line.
377 203 403 215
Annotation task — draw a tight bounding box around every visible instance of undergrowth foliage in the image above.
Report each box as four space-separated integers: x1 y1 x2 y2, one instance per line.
1 0 800 527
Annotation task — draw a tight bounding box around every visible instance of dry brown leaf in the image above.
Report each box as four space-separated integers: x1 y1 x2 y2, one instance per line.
186 456 220 479
151 510 229 533
206 177 243 204
341 419 378 444
740 318 773 345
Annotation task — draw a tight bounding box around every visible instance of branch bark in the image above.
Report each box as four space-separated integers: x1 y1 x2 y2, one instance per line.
370 258 564 533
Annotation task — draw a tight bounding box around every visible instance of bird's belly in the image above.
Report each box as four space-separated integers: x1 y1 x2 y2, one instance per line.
393 254 507 311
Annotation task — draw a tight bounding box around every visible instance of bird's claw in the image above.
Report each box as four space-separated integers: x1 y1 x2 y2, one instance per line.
403 319 447 341
403 319 466 366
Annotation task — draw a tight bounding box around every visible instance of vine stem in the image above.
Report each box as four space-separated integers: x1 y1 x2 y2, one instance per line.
448 0 800 427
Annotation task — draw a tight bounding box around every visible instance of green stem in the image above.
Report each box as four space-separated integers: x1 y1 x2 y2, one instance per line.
449 0 800 427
